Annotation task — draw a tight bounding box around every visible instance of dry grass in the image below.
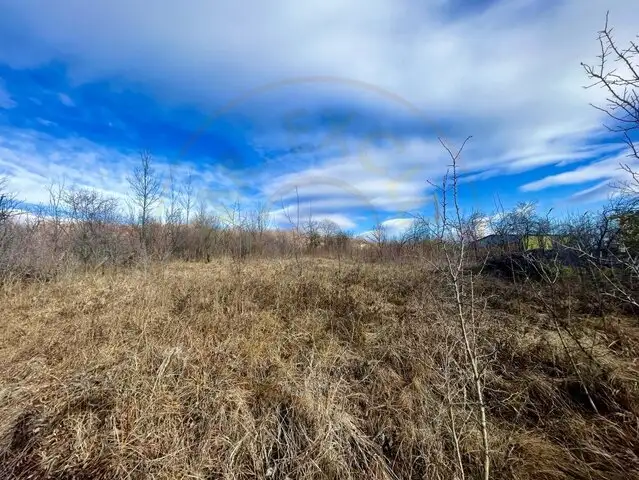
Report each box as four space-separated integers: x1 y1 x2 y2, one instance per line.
0 258 638 479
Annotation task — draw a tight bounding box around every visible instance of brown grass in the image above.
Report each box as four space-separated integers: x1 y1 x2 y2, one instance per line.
0 258 638 479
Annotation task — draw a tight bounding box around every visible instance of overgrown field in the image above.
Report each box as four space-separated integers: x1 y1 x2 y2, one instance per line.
1 258 638 479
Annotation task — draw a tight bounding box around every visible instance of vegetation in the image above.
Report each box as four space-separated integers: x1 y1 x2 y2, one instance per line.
0 255 637 480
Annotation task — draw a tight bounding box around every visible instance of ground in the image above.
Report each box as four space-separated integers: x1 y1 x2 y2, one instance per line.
1 258 638 479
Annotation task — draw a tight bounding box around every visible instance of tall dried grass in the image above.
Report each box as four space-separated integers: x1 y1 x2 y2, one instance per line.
0 258 637 479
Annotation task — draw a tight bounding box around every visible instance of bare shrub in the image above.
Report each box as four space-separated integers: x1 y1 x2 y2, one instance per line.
430 136 491 480
127 150 163 255
62 187 124 268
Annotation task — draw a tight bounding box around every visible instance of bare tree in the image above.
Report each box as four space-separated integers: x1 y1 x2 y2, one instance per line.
399 214 435 262
127 151 163 253
165 169 183 226
0 176 20 272
193 195 210 226
463 211 486 243
281 187 303 266
461 210 487 259
582 12 639 202
302 204 321 252
245 202 271 255
0 176 19 225
368 221 387 259
318 219 340 245
577 13 639 308
164 169 183 257
46 179 68 256
491 202 537 238
179 168 195 225
221 199 248 259
557 205 638 310
318 218 349 269
246 202 271 236
191 197 220 261
561 204 621 259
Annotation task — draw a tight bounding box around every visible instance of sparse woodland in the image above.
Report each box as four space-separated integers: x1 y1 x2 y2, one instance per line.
1 15 639 480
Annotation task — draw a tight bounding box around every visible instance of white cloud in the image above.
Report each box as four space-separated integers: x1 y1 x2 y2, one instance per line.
0 1 635 135
58 93 75 107
260 138 447 215
519 154 637 192
35 117 56 126
382 217 416 237
267 207 356 230
316 213 357 230
0 127 242 215
0 130 135 205
569 180 619 204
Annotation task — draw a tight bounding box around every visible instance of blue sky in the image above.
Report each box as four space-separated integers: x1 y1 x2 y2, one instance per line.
0 0 637 236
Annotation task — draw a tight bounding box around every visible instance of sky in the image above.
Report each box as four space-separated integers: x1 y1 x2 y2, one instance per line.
0 0 637 237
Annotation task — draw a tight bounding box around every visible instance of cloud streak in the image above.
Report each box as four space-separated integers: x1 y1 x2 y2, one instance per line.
520 154 637 193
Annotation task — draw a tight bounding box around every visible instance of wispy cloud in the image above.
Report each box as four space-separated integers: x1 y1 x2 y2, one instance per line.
261 140 442 214
568 180 619 204
58 93 74 107
519 154 637 193
0 126 241 212
0 78 15 108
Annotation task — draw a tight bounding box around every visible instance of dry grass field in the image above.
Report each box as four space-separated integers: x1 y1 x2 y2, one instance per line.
0 257 638 479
